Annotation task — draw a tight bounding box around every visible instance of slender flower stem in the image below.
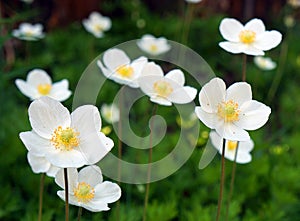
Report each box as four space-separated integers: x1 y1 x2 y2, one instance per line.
38 173 45 221
181 3 195 45
64 168 69 221
225 143 239 221
143 104 158 221
216 138 226 221
242 54 247 82
77 207 83 221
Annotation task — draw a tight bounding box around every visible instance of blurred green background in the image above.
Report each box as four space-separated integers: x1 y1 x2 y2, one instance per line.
1 0 300 220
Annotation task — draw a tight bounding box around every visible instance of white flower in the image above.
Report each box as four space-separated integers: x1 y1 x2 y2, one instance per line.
19 96 114 168
209 131 254 164
185 0 202 3
27 152 60 177
138 62 197 106
288 0 300 8
82 12 111 38
254 56 276 71
15 69 72 101
101 103 120 124
12 23 45 41
55 165 121 212
284 15 295 28
195 78 271 141
97 48 148 88
219 18 282 56
137 34 171 56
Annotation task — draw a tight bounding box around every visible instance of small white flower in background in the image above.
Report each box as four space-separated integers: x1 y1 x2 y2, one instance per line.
27 152 60 177
185 0 202 3
138 62 197 106
97 48 148 88
209 131 254 164
55 165 121 212
101 103 120 124
12 23 44 41
254 56 276 71
20 0 34 3
288 0 300 8
195 78 271 141
82 12 111 38
19 96 114 168
284 15 295 28
137 34 171 56
15 69 72 101
219 18 282 56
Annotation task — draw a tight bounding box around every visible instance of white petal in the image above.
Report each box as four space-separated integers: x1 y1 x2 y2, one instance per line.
78 165 103 187
97 60 113 78
235 100 271 130
94 181 121 203
83 201 110 212
139 62 164 78
219 42 244 54
195 107 219 129
150 96 172 106
199 77 226 113
165 69 185 86
27 69 52 87
19 131 51 155
168 86 197 104
209 131 223 151
131 56 148 77
15 79 38 100
27 152 50 174
219 18 244 42
103 48 130 71
29 97 71 139
239 139 254 152
50 80 72 102
235 152 252 164
71 105 101 137
242 45 264 56
254 31 282 51
55 167 78 190
244 18 265 35
46 165 60 177
138 75 162 97
226 82 252 106
217 123 250 141
47 149 88 168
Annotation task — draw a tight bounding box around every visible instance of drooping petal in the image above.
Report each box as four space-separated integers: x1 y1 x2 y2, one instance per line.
103 48 130 71
219 18 244 42
242 45 264 56
199 77 226 113
83 201 110 212
27 152 51 174
27 69 52 87
254 31 282 51
55 167 78 190
46 165 60 177
78 165 103 187
19 131 51 155
239 139 254 152
47 149 87 168
15 79 37 100
235 100 271 130
217 123 250 141
244 18 265 35
50 80 72 102
29 97 71 139
219 42 244 54
97 60 113 78
165 69 185 86
226 82 252 106
195 107 219 129
235 152 252 164
209 131 223 151
94 181 121 203
130 56 148 77
150 96 172 106
168 86 197 104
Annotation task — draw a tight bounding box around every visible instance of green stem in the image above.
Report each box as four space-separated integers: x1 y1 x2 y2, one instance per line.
181 3 195 45
77 207 82 221
216 138 226 221
225 143 239 221
64 168 69 221
242 54 247 82
142 104 158 221
38 173 45 221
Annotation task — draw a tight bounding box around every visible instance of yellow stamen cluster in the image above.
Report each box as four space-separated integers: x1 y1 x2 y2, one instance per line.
93 24 103 32
116 65 134 78
217 100 240 122
227 140 238 151
150 44 158 52
239 30 256 44
74 182 95 203
153 80 173 98
37 83 51 95
51 126 79 151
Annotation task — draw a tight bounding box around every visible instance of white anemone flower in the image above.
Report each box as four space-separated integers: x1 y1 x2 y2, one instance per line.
55 165 121 212
15 69 72 101
219 18 282 56
254 56 276 71
97 48 148 88
195 78 271 141
137 34 171 56
185 0 202 3
19 96 114 168
27 152 60 177
12 23 45 41
210 131 254 164
101 103 120 124
82 12 111 38
138 62 197 106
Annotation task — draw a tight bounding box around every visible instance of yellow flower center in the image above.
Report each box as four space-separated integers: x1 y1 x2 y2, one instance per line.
116 65 134 78
150 44 158 52
93 24 103 32
51 126 80 151
25 30 34 37
153 80 173 98
74 182 95 203
217 100 240 122
37 83 51 95
227 140 238 151
239 30 256 44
